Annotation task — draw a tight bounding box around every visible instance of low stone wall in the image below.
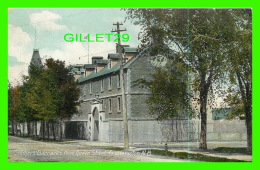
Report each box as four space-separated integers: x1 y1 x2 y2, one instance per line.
9 121 63 140
102 119 247 143
207 120 246 141
9 119 247 143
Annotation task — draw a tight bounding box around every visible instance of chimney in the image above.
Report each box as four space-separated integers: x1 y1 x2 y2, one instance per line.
122 47 138 62
108 53 119 68
84 64 95 76
116 44 130 53
95 59 108 72
74 64 85 80
92 56 103 65
91 56 108 72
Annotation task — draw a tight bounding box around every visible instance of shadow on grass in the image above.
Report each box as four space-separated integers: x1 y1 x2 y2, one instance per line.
213 147 250 154
9 135 76 144
141 149 248 162
105 147 125 151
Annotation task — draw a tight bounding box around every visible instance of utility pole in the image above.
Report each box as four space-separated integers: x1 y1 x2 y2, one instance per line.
34 28 37 49
111 22 129 149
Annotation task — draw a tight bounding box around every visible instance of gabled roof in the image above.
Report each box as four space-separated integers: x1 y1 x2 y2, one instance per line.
77 64 119 83
95 59 108 65
84 64 95 69
92 56 103 59
71 67 85 74
77 55 140 83
108 53 119 60
123 47 138 53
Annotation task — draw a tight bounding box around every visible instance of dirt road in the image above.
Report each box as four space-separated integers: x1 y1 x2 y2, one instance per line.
8 136 192 162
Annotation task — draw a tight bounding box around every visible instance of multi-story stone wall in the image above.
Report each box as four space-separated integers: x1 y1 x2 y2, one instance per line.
66 51 247 143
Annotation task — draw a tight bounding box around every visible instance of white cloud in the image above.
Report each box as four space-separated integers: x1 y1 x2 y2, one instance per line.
8 24 33 63
8 65 29 86
29 10 67 31
8 24 33 84
41 41 116 66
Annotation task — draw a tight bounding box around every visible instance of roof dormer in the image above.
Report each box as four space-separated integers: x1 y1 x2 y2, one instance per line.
108 53 119 68
91 56 108 72
84 64 95 76
122 47 138 62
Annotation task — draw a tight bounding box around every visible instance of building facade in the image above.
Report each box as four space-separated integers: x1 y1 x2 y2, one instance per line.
66 46 247 143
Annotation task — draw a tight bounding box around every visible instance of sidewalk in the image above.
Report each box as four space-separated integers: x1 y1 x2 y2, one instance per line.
75 140 252 162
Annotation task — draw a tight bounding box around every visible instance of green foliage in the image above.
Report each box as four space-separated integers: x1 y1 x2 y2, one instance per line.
225 9 252 115
134 59 189 120
125 8 251 150
8 58 80 123
224 93 245 120
142 149 246 162
8 86 22 122
213 147 249 154
223 9 252 152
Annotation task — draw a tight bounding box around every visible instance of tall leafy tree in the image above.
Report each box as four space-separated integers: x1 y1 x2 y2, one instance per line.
9 58 80 140
26 58 80 140
8 84 20 135
44 58 80 140
125 9 240 150
8 82 15 135
224 9 252 152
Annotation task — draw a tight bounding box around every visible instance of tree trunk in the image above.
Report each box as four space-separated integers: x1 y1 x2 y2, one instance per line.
60 119 63 141
198 70 212 150
175 119 178 142
27 122 30 136
199 97 207 150
246 115 252 153
52 121 56 140
236 72 252 153
22 123 25 136
35 121 37 138
15 123 18 136
47 122 50 140
11 121 15 136
42 121 45 140
199 78 210 150
245 104 252 153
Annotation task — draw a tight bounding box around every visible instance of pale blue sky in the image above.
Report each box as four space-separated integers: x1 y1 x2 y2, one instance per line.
8 8 141 84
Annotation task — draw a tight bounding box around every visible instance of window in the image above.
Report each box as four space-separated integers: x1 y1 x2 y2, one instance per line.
101 79 104 92
117 97 121 113
117 74 121 88
109 98 112 113
108 76 112 90
89 83 92 94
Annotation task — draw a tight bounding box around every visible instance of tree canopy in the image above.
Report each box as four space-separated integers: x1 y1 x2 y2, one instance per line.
8 58 80 139
125 8 252 150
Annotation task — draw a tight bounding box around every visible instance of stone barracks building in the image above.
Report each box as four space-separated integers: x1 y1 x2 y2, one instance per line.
65 46 247 143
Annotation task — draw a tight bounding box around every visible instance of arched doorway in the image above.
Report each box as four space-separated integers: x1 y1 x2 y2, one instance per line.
92 107 99 141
